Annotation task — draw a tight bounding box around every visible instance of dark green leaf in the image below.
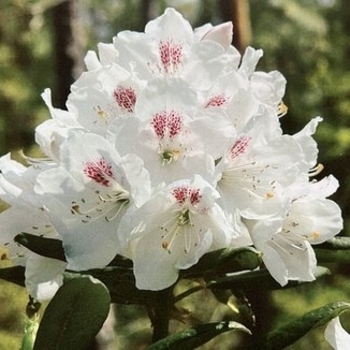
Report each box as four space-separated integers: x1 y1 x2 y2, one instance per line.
207 266 330 291
107 254 133 268
14 233 66 262
315 248 350 263
317 236 350 250
257 301 350 350
64 267 152 305
146 321 251 350
0 265 25 286
180 247 262 278
33 275 110 350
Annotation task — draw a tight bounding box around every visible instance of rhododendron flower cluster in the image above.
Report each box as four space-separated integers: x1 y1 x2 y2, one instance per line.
0 8 343 299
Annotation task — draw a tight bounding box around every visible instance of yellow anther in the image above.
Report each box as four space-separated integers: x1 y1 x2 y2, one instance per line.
278 102 288 117
309 163 324 177
311 231 321 240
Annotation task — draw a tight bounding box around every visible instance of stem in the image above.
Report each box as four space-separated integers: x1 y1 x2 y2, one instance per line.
174 285 205 303
147 287 174 343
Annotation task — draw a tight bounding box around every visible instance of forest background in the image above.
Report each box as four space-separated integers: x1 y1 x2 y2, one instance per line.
1 0 350 348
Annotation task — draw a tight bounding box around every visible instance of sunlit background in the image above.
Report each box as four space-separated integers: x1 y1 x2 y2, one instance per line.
1 0 350 348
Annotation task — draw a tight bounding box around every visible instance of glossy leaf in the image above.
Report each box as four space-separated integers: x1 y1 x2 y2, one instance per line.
207 266 330 291
146 321 251 350
180 247 262 279
315 248 350 263
257 301 350 349
317 236 350 250
33 275 110 350
64 268 152 305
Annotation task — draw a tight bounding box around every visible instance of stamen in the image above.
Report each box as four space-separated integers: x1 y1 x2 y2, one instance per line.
310 231 321 240
160 209 192 254
309 163 324 177
105 199 129 222
278 102 288 117
161 148 181 165
94 105 109 121
71 190 130 223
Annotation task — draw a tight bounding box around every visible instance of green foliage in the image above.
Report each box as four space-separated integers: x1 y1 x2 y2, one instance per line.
147 321 251 350
258 301 350 349
250 0 350 224
0 0 54 153
33 276 111 350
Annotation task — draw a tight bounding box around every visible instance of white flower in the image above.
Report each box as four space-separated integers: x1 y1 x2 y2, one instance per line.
325 317 350 350
35 132 151 270
0 7 343 294
66 64 146 135
0 206 66 301
111 8 239 88
215 113 307 219
248 178 343 286
201 70 259 133
109 79 234 185
121 175 236 290
239 46 287 114
194 22 234 50
36 89 83 162
292 116 323 169
0 153 45 208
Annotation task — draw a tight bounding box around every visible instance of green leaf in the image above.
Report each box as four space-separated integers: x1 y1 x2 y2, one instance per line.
180 247 262 279
33 275 110 350
315 248 350 263
146 321 251 350
257 301 350 349
317 236 350 249
64 267 152 305
315 237 350 263
0 266 25 286
14 233 66 262
208 266 330 291
107 254 133 268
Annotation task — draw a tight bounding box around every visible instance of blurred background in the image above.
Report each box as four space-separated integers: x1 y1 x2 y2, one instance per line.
1 0 350 348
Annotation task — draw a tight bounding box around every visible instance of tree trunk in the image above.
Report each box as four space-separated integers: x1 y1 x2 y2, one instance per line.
51 0 84 109
218 0 252 54
139 0 153 29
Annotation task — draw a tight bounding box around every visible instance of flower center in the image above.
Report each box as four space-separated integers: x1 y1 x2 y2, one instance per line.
71 190 130 223
151 110 183 140
204 94 228 108
229 136 251 160
83 157 115 187
159 39 183 74
172 186 202 206
75 157 131 222
150 111 186 164
113 86 136 113
159 186 203 254
160 208 198 254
